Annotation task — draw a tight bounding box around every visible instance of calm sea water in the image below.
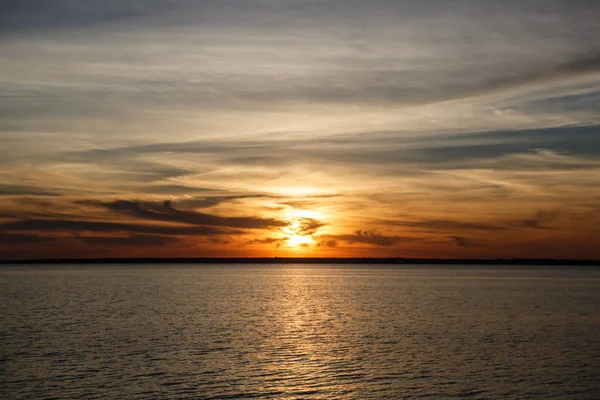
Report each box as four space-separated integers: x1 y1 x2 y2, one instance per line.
1 264 599 399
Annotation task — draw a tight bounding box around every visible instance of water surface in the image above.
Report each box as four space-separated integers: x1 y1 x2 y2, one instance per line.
1 265 599 399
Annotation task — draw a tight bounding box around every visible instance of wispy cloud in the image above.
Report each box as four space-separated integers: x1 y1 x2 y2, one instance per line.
1 0 599 258
0 184 61 196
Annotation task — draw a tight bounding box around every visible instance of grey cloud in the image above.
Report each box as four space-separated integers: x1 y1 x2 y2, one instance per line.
62 140 278 166
524 90 600 115
1 0 599 118
9 54 599 113
225 53 600 107
326 126 600 167
65 124 600 171
0 0 324 34
0 0 195 32
80 199 286 229
69 141 274 160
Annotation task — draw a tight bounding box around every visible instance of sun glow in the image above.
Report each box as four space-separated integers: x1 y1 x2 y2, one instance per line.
281 208 322 248
286 234 313 248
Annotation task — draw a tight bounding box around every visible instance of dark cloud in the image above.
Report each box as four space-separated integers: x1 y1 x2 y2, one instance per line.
441 125 600 162
0 1 284 33
450 236 475 248
326 230 420 247
0 218 235 236
389 219 506 232
0 232 55 244
317 126 600 167
294 218 327 236
317 240 337 248
0 184 60 196
435 52 600 103
0 0 180 32
80 199 286 229
80 234 179 247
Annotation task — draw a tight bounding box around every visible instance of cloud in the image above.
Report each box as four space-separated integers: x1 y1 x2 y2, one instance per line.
0 218 236 236
389 218 505 232
520 210 560 229
137 184 213 195
0 0 189 32
326 230 420 247
294 218 326 236
1 1 600 260
317 239 337 248
61 125 600 174
80 234 180 247
0 184 61 196
450 235 475 248
248 217 326 247
248 237 287 248
177 194 271 209
0 232 56 244
80 199 287 229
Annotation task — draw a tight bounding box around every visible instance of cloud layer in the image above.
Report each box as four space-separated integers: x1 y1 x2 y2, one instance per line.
1 0 599 258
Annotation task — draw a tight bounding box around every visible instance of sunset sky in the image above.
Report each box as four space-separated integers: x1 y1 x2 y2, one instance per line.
1 0 599 259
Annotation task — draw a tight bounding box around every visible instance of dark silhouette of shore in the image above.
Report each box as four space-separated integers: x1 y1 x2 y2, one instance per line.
1 257 598 265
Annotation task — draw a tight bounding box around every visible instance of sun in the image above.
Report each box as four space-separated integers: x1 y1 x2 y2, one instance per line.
286 234 313 248
281 209 321 248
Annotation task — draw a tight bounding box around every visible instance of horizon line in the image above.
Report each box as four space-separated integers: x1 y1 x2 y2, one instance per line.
1 257 598 266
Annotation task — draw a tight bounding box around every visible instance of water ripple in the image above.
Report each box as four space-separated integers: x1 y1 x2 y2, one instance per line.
1 265 599 399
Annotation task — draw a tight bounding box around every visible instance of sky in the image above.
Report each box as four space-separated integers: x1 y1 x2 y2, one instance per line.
1 0 600 259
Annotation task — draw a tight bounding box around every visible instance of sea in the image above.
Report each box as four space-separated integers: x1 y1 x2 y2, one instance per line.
1 264 599 399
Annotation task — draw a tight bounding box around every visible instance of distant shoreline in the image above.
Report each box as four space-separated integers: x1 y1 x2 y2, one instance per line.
1 257 598 266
